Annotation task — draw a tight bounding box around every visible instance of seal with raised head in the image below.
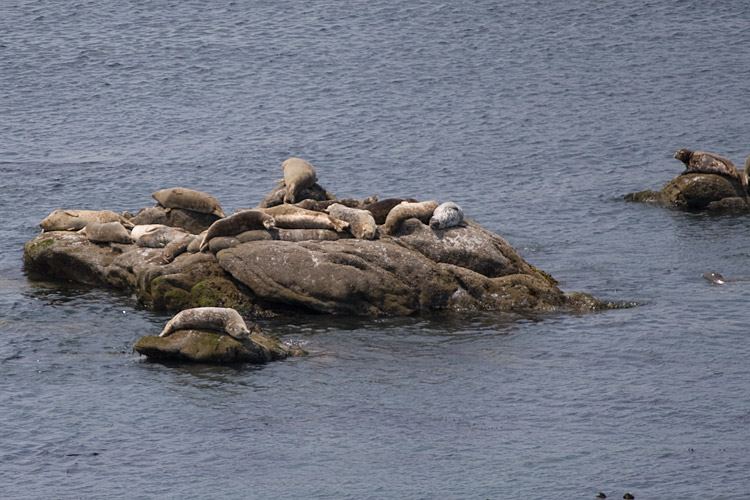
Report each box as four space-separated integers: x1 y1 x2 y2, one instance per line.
152 187 226 217
429 202 464 230
40 209 134 232
674 149 746 188
262 204 348 232
325 203 378 239
384 200 439 235
159 307 251 340
79 222 133 244
362 198 419 225
200 209 275 252
280 158 318 204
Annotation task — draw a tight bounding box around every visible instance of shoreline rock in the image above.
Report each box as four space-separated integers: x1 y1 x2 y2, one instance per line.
625 172 749 212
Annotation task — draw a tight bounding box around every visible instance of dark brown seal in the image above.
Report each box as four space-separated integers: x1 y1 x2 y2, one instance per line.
362 198 419 225
674 149 746 188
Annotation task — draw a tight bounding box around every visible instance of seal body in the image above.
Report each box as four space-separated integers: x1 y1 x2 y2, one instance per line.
429 202 464 230
281 158 317 204
325 203 377 239
200 209 275 251
79 222 132 244
162 233 197 263
295 198 365 212
262 204 348 232
159 307 250 340
362 198 419 225
384 200 439 235
136 226 189 248
674 149 746 188
40 209 133 231
131 224 170 242
152 187 226 217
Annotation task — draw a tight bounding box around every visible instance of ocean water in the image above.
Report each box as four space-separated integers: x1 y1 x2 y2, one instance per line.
2 0 750 498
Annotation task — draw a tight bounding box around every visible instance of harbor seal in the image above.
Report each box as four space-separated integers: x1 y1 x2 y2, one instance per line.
152 187 226 217
162 233 198 263
674 149 746 188
40 209 133 232
384 200 439 235
130 224 170 242
136 226 189 248
159 307 251 340
324 203 377 239
262 204 348 232
280 158 318 203
79 222 132 244
362 198 419 225
200 209 275 252
429 202 464 230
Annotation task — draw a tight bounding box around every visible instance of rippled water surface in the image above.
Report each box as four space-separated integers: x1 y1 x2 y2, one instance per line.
2 0 750 498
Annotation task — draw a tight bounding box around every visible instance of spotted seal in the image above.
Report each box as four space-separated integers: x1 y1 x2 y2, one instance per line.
200 209 275 252
40 209 134 232
383 200 439 235
79 222 133 244
136 226 189 248
429 202 464 230
324 203 377 239
152 187 226 217
159 307 251 340
262 204 348 232
674 149 746 188
280 158 318 204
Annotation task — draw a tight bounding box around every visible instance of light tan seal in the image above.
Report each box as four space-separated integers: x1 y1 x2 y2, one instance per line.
384 200 439 235
40 209 134 232
325 203 377 239
200 209 275 252
362 198 419 225
79 222 132 244
674 149 747 188
159 307 250 340
136 226 189 248
262 204 348 232
280 158 317 203
152 187 226 217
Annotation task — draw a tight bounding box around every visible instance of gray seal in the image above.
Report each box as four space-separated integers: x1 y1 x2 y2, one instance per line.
79 222 132 244
159 307 251 340
674 149 746 188
429 202 464 230
262 204 348 232
152 187 227 217
325 203 377 239
200 209 275 252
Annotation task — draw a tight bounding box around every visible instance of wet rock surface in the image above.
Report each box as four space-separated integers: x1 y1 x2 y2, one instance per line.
625 173 749 211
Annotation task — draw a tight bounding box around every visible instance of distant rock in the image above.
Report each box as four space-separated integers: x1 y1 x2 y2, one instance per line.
625 172 749 211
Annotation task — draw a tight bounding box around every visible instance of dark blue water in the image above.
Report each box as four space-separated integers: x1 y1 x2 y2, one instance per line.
2 1 750 498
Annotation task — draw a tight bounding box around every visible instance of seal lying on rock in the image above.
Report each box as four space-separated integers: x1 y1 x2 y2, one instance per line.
325 203 377 239
280 158 317 204
384 200 439 235
429 202 464 230
262 204 348 232
136 226 189 248
162 233 198 263
674 149 747 189
79 222 133 244
152 187 226 217
200 209 275 252
40 209 134 232
159 307 251 340
362 198 419 225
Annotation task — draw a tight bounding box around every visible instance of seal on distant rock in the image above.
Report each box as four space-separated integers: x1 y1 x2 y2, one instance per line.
200 209 275 251
159 307 251 340
40 209 134 232
362 198 419 225
152 187 226 217
429 202 464 230
384 200 439 235
674 149 746 188
325 203 378 240
280 158 318 204
79 222 133 244
262 204 348 232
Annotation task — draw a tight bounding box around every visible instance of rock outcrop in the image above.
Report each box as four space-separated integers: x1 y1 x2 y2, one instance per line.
625 172 749 211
